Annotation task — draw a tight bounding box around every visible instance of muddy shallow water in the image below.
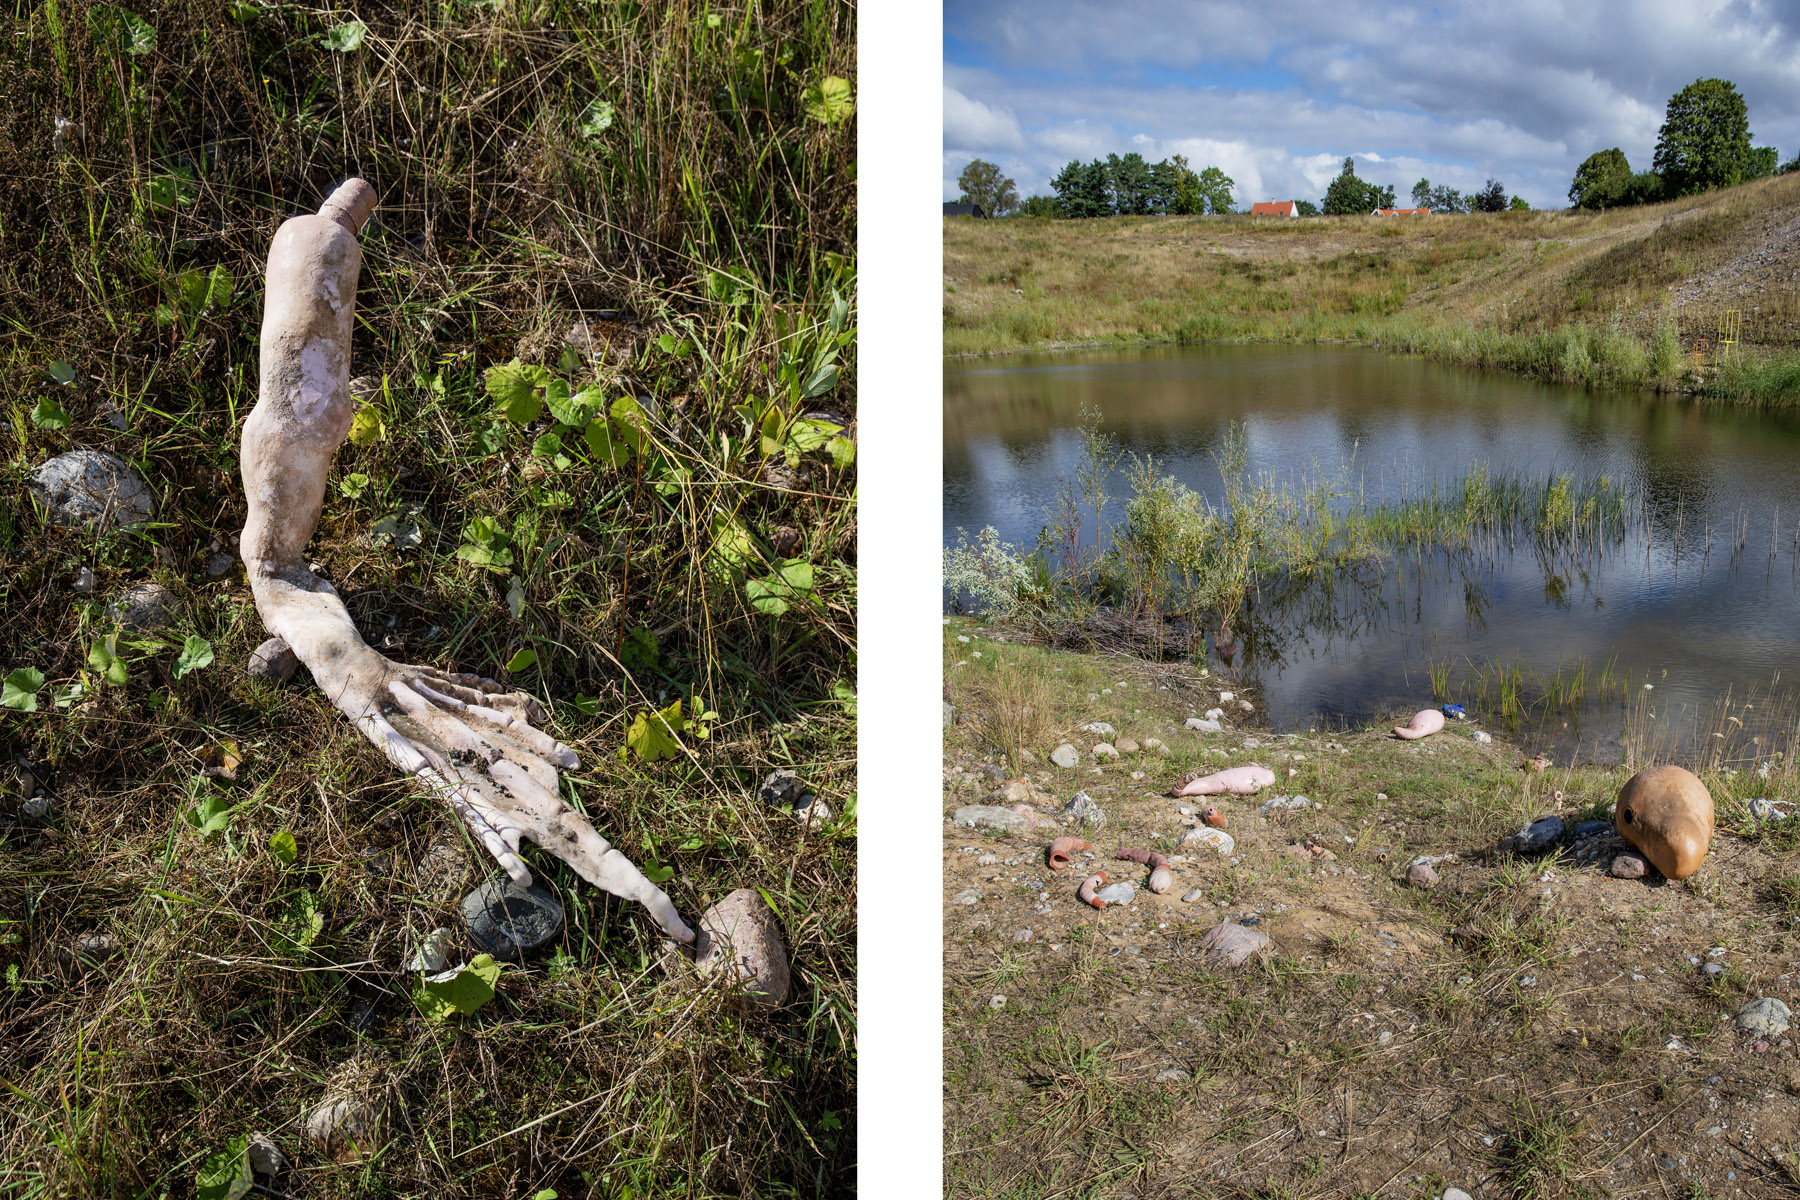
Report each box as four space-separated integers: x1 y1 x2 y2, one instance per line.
945 343 1800 762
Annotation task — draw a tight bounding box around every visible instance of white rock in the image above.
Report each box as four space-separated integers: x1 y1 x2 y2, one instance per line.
1473 731 1493 744
405 927 454 973
30 450 154 531
1204 707 1225 721
1239 700 1253 713
304 1097 373 1147
1185 718 1223 734
1083 722 1116 737
1218 691 1235 702
695 888 791 1011
1092 743 1119 761
1181 827 1235 856
797 795 833 830
1050 744 1080 768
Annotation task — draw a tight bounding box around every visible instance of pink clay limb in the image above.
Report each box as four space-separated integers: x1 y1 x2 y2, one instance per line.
1116 848 1174 893
1047 836 1090 870
239 178 694 943
1078 871 1108 909
1393 709 1446 740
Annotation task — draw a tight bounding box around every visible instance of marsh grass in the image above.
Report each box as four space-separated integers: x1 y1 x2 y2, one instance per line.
944 172 1800 405
0 3 854 1196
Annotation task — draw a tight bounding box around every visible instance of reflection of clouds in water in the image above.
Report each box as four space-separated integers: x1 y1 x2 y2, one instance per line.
946 343 1800 758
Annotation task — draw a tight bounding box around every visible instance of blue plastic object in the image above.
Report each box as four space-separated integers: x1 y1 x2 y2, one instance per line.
1441 703 1467 720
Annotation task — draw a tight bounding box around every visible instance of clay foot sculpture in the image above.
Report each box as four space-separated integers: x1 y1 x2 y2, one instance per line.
1170 765 1275 797
1393 709 1445 740
240 179 693 943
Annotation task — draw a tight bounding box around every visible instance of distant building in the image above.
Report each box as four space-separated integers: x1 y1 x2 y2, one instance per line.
943 202 987 218
1249 201 1299 217
1372 207 1431 216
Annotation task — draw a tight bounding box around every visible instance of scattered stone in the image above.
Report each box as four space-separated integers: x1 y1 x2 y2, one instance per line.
247 636 299 683
1092 743 1120 761
30 450 154 531
1709 946 1727 958
414 839 469 900
1405 861 1438 889
71 566 96 592
1181 888 1203 903
1218 691 1235 702
1141 738 1168 756
1064 791 1106 827
246 1131 286 1176
1012 928 1033 943
1114 737 1139 754
1199 921 1271 967
942 702 954 728
1130 770 1146 781
1050 744 1080 769
1444 1190 1473 1200
1616 764 1714 880
1504 815 1565 856
977 853 999 866
204 551 235 578
1702 962 1726 980
952 890 980 905
1239 699 1254 713
1082 722 1116 738
304 1096 374 1148
1261 794 1313 811
1570 819 1612 838
106 582 176 631
796 795 833 830
1095 881 1136 905
694 888 791 1011
1750 797 1793 822
462 875 565 962
1181 827 1235 856
20 794 50 820
1185 718 1223 734
952 805 1040 833
988 995 1006 1010
1609 853 1649 879
1736 997 1791 1037
405 927 454 974
1204 707 1225 721
758 769 807 808
1155 1068 1191 1082
1473 731 1492 744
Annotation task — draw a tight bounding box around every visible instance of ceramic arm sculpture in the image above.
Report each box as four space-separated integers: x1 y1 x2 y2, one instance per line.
240 179 694 943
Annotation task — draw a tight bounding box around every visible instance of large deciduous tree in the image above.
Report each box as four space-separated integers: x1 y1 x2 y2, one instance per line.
1322 157 1393 214
957 159 1020 217
1568 147 1632 209
1653 78 1755 196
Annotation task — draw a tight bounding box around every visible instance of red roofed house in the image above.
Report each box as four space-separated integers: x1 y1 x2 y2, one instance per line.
1372 208 1431 216
1249 201 1298 217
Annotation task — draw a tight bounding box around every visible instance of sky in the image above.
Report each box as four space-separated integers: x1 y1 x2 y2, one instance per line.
943 0 1800 212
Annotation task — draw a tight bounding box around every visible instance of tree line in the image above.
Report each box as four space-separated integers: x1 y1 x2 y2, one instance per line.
1568 78 1793 210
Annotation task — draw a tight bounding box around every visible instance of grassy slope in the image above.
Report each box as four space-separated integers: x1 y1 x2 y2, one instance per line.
944 620 1800 1199
0 3 854 1197
944 172 1800 402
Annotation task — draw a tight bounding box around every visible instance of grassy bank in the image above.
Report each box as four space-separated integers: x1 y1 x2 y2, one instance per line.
943 171 1800 405
943 621 1800 1198
0 4 854 1197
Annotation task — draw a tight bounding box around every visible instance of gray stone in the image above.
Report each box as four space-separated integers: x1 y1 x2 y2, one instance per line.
1114 737 1139 754
204 552 235 578
1736 997 1791 1037
1155 1068 1191 1082
796 795 833 830
1012 928 1033 943
73 933 113 961
247 636 299 683
758 769 806 808
1095 881 1136 905
462 875 565 962
951 889 980 905
1082 722 1116 738
987 995 1006 1010
1050 743 1080 768
1405 861 1438 889
1262 794 1313 810
1444 1190 1473 1200
20 794 50 819
71 566 96 592
695 888 790 1011
247 1130 286 1176
1181 888 1203 903
1064 791 1105 826
405 927 454 973
1702 962 1726 980
1473 731 1492 744
107 582 176 631
1609 852 1649 879
1505 815 1565 855
304 1097 373 1147
952 805 1035 833
1185 717 1223 734
1141 737 1169 755
1092 742 1120 761
1199 921 1272 967
942 702 953 728
1570 819 1613 838
30 450 154 531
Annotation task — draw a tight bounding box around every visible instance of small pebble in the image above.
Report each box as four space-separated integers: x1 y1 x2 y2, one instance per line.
71 566 96 592
952 890 980 905
1181 888 1203 903
1155 1068 1190 1082
1012 928 1033 943
988 995 1006 1010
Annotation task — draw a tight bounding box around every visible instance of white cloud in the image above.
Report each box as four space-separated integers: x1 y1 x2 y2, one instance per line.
943 86 1024 153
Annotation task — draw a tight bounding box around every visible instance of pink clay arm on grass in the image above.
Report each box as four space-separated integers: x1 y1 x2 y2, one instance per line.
240 179 694 942
1078 871 1108 909
1047 836 1090 870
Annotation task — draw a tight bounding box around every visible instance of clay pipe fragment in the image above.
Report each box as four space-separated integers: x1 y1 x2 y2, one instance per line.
1200 805 1226 829
1116 848 1173 893
1047 836 1090 871
1078 871 1108 909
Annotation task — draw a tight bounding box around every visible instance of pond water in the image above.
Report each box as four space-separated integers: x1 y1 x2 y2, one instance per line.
945 343 1800 765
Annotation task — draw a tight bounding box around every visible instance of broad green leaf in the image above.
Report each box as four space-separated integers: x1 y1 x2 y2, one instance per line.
90 5 156 55
801 362 840 399
2 668 44 712
88 638 128 686
456 516 513 570
573 694 602 716
610 396 650 455
531 429 564 459
583 417 631 468
46 360 77 385
641 862 675 884
803 75 854 125
194 1135 252 1200
372 505 424 550
414 953 501 1019
227 2 259 20
708 513 758 575
274 889 323 954
827 436 856 468
339 472 370 499
504 648 537 673
787 418 840 453
322 19 366 51
269 830 298 867
621 625 658 673
506 576 525 620
348 406 386 445
577 99 615 138
831 678 857 717
485 360 552 424
827 290 850 337
745 560 814 617
622 698 685 762
174 635 214 680
146 174 195 209
474 420 508 455
31 396 71 430
655 333 690 357
456 543 514 569
186 793 233 838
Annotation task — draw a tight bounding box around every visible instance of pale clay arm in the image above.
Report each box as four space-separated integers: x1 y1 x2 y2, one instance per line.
240 179 694 942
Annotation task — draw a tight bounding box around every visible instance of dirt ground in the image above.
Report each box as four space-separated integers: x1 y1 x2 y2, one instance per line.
943 621 1800 1199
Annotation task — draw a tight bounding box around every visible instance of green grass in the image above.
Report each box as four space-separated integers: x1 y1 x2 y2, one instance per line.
0 3 854 1197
